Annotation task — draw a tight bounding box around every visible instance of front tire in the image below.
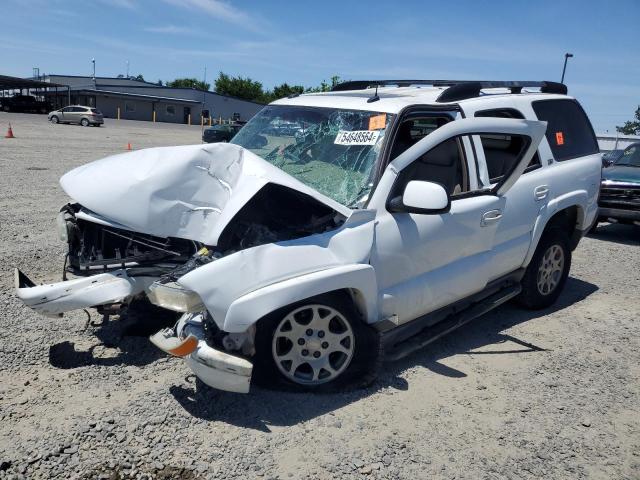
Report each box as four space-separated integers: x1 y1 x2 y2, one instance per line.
50 116 59 124
518 229 571 310
253 293 381 392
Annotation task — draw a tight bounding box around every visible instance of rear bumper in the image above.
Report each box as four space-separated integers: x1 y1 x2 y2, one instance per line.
170 312 253 393
598 207 640 222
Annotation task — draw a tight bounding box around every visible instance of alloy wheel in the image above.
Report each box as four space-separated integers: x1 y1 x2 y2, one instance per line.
272 304 355 385
536 244 565 295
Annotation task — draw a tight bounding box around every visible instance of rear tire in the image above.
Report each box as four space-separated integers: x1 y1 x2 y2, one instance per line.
81 118 90 127
518 229 571 310
253 292 381 392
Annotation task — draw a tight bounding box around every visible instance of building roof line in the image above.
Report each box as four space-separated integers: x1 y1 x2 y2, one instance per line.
49 88 201 104
45 74 266 106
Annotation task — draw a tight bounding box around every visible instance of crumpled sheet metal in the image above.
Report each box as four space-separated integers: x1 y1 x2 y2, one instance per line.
177 209 377 332
60 143 351 246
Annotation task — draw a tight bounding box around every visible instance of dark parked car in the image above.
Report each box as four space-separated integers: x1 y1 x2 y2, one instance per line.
0 95 51 113
593 142 640 230
202 124 242 143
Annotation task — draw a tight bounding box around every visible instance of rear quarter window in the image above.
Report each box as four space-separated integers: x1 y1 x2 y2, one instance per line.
531 99 598 161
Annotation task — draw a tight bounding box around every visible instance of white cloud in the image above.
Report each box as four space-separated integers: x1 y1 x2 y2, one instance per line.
143 25 192 35
101 0 136 9
162 0 250 26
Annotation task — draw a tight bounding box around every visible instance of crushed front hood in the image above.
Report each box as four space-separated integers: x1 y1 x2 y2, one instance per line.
60 143 352 245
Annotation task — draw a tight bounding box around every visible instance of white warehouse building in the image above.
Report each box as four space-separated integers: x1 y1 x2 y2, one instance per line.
41 74 264 124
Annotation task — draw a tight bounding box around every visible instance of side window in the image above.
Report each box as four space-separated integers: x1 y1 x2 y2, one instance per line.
391 136 470 199
478 134 530 184
475 108 541 176
531 99 598 161
390 116 452 160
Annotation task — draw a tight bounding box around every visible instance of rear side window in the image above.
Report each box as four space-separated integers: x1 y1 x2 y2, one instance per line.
475 108 541 178
479 134 530 183
532 99 598 161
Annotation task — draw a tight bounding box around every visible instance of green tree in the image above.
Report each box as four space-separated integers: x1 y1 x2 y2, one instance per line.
167 77 210 91
616 106 640 135
265 83 304 102
133 74 145 82
214 72 264 101
305 75 342 93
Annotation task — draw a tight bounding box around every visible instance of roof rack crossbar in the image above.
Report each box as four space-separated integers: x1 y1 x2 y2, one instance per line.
330 79 568 102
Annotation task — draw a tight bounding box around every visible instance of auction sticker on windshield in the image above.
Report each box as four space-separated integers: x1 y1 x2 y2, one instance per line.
334 130 380 146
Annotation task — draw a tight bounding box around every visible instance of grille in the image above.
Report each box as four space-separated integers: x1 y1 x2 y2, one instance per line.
599 184 640 210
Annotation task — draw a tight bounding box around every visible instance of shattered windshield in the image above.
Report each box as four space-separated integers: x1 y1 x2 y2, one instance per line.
231 105 393 207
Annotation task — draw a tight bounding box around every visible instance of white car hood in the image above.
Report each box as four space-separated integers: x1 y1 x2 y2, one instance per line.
60 143 352 246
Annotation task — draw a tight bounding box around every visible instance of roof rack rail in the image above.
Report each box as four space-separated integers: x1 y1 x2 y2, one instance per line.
330 80 568 102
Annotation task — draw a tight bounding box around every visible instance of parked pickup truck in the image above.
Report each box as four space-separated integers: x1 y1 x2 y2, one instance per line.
15 80 601 393
593 142 640 229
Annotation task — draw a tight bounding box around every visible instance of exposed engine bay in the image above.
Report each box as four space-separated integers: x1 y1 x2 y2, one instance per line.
61 182 344 281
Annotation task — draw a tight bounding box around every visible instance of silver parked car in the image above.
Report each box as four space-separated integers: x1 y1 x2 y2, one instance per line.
48 105 104 126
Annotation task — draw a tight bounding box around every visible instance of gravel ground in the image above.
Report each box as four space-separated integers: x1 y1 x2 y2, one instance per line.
1 112 639 480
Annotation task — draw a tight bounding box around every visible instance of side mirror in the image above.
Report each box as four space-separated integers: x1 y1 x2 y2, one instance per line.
388 180 450 214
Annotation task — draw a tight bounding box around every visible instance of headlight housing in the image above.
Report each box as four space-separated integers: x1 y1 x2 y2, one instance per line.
56 211 70 242
147 282 204 312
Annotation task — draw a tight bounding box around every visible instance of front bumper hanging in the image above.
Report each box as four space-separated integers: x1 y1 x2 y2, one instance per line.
14 268 151 317
150 312 253 394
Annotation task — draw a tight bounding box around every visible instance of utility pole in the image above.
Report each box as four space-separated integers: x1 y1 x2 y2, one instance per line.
560 53 573 83
126 60 130 78
201 66 207 141
91 58 96 87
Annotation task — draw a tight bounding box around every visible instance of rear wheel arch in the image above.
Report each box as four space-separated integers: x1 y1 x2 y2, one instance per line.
526 205 582 267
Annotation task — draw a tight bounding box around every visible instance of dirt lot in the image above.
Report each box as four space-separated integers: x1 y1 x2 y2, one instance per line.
0 112 639 480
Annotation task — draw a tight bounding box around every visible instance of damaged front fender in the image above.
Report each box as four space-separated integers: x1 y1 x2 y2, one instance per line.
176 209 378 332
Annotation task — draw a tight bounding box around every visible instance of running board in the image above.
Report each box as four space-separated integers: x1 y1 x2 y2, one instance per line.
382 284 522 361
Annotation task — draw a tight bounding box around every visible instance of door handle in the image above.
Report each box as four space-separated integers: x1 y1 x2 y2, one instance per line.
481 209 502 226
534 185 549 201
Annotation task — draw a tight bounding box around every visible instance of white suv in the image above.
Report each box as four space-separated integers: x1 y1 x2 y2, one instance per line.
16 80 602 393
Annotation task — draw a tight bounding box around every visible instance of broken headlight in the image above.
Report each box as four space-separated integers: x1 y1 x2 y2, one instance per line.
147 281 204 313
56 211 70 243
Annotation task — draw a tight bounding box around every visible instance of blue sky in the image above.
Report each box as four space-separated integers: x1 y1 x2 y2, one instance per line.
2 0 638 132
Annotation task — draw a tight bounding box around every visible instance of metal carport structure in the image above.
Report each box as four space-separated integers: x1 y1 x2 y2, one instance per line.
0 74 70 106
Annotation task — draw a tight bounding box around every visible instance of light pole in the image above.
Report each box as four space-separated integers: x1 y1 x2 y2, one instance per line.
560 53 573 83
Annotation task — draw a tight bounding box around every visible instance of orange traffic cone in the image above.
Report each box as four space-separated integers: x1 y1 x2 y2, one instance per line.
126 142 132 151
5 123 15 139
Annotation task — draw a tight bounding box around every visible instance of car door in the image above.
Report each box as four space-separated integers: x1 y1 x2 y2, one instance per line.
60 106 72 122
71 106 84 123
368 117 546 325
